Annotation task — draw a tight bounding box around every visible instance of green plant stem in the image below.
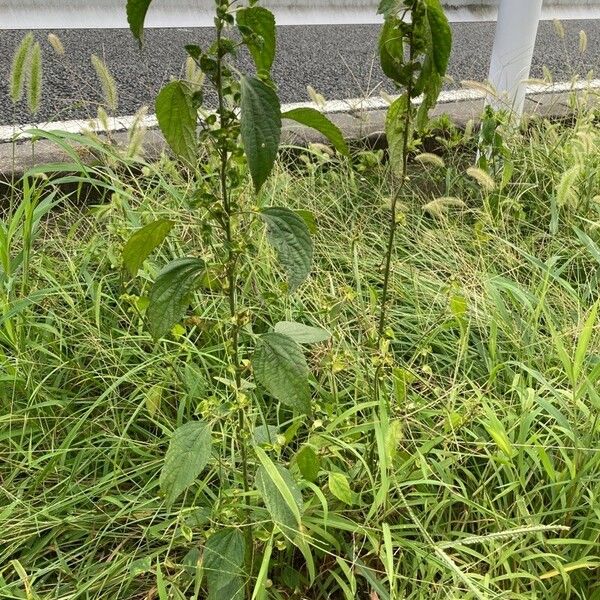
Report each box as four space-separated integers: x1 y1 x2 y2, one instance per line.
214 15 254 582
370 25 416 474
377 89 413 342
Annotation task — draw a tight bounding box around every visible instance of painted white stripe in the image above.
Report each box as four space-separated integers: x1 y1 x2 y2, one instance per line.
1 79 599 143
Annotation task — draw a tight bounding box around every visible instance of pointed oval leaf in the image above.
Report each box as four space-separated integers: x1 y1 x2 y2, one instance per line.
147 257 205 340
240 76 281 192
295 445 320 483
204 528 245 599
123 219 174 277
255 448 304 533
378 0 401 17
260 207 313 292
127 0 153 46
328 472 354 506
296 209 317 234
379 17 410 86
236 6 276 75
281 107 349 155
156 80 197 164
253 332 310 413
425 0 452 76
386 94 410 175
274 321 331 345
159 421 212 505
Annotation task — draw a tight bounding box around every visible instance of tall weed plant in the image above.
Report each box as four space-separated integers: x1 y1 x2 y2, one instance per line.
1 1 600 599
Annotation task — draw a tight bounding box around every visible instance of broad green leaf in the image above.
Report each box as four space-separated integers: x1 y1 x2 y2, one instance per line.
449 294 468 320
209 576 245 600
126 0 153 46
425 0 452 76
185 507 211 528
377 0 401 17
159 421 212 505
156 80 197 164
253 424 279 445
204 528 245 600
274 321 331 345
379 17 410 86
259 207 313 292
253 332 311 413
240 76 281 192
145 384 162 417
281 108 349 155
328 472 353 505
129 556 152 576
415 0 451 128
386 94 410 174
295 209 317 234
123 219 174 277
295 446 320 483
182 548 201 577
237 7 276 76
183 362 207 400
147 257 204 340
255 448 304 533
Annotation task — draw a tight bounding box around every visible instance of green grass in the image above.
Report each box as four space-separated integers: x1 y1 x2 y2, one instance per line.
1 99 600 599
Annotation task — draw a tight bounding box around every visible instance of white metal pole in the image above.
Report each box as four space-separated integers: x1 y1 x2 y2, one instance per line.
487 0 543 117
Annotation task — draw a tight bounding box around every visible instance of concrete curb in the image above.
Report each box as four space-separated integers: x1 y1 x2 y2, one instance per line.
1 80 599 184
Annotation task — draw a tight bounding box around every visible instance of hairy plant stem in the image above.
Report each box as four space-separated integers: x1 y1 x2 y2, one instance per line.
378 83 414 340
215 15 253 578
369 25 416 474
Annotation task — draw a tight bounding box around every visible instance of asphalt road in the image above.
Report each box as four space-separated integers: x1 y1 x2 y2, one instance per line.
0 19 598 126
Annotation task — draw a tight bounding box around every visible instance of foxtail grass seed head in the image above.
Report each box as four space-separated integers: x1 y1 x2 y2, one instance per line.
460 79 497 98
308 142 335 157
91 54 118 112
553 19 565 40
415 153 445 168
542 65 553 84
47 33 65 56
467 167 496 192
575 130 595 155
27 42 42 115
463 119 474 141
127 106 149 159
10 32 34 104
579 30 588 54
556 165 581 207
307 85 326 109
97 106 110 131
524 78 548 87
423 196 466 217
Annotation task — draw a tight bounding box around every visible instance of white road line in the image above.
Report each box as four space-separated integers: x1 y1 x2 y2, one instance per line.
1 79 599 143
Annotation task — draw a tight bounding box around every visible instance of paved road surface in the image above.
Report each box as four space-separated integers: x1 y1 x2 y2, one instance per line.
0 20 598 126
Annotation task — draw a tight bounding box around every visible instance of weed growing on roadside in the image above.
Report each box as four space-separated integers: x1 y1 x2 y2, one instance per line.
122 0 349 596
3 2 600 599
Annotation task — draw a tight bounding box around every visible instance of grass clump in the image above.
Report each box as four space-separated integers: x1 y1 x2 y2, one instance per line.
1 102 600 599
